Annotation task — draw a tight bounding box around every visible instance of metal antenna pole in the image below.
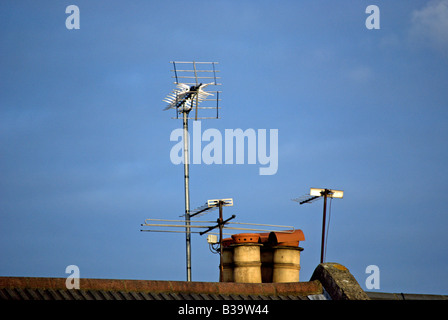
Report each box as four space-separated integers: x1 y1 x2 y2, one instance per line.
320 189 329 264
183 111 192 281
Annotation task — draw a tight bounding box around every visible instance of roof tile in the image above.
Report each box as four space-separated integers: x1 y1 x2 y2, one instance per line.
47 289 62 300
79 290 94 300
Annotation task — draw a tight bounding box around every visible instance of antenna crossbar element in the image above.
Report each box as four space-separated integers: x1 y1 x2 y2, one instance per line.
174 76 220 79
170 61 221 85
171 61 219 64
207 198 233 207
292 195 321 205
199 215 236 236
141 218 295 235
140 230 233 236
224 221 294 233
173 69 220 72
186 203 218 218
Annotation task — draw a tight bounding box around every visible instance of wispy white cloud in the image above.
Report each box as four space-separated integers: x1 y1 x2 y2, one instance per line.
410 0 448 53
345 65 374 83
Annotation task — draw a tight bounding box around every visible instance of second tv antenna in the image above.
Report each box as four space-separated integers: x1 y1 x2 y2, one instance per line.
141 198 295 282
293 188 344 264
162 61 222 281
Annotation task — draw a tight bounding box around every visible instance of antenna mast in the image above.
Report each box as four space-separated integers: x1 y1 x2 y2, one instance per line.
162 61 221 281
293 188 344 264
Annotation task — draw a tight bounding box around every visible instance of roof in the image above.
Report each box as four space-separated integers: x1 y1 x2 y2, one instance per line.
0 277 324 301
2 261 446 320
366 292 448 301
0 262 373 303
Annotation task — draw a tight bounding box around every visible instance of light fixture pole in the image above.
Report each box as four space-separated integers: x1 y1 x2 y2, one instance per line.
320 189 330 264
218 200 224 282
295 188 344 265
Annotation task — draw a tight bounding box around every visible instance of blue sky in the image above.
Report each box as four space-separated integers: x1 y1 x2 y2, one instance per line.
1 0 447 295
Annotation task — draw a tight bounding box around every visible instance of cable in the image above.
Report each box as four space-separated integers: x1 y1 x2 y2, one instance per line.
209 243 220 254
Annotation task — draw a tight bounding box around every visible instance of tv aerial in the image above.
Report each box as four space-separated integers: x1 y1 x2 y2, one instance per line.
293 188 344 264
141 198 295 282
154 61 222 282
163 61 222 120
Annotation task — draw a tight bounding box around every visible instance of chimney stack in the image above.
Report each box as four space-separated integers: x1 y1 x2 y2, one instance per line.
219 229 305 283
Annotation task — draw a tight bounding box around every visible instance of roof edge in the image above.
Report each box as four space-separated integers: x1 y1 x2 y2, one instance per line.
0 276 322 297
